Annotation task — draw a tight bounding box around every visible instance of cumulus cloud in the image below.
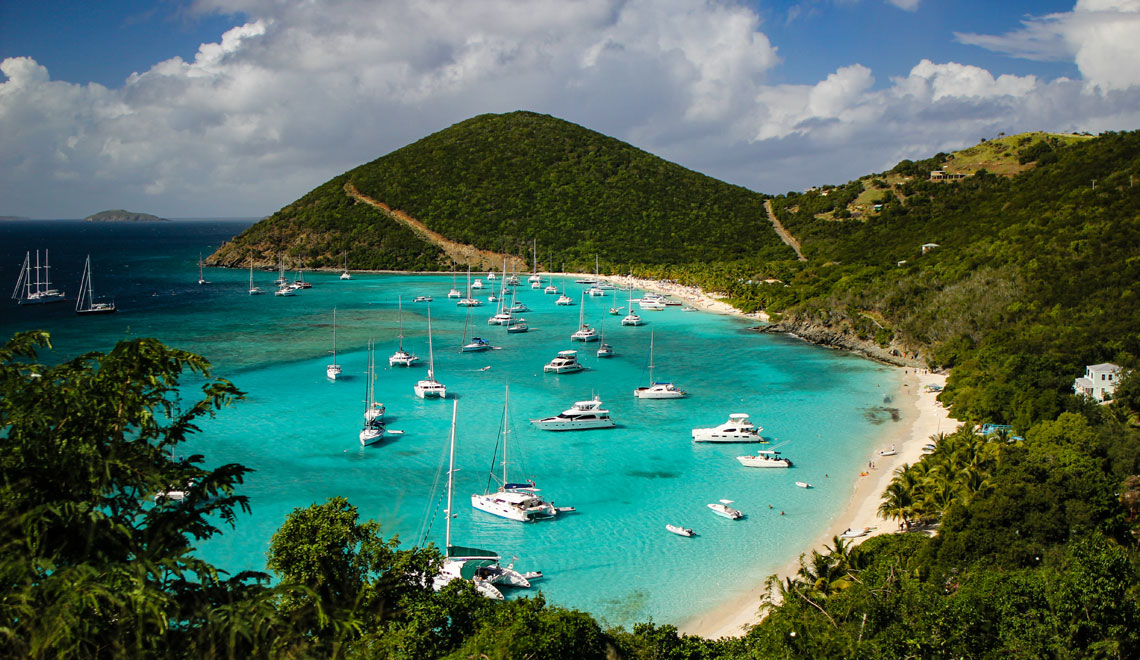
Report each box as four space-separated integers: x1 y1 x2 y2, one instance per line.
1 0 1139 217
956 0 1140 91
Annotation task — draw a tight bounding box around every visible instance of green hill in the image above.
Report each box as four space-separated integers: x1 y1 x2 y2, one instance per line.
207 111 793 272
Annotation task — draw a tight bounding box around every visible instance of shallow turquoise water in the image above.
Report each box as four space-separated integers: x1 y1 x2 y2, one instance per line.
1 221 904 628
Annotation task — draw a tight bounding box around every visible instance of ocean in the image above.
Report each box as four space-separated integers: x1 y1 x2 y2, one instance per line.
0 219 903 628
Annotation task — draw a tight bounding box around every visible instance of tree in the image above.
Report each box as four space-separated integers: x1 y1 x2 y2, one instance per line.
267 496 440 655
0 331 288 659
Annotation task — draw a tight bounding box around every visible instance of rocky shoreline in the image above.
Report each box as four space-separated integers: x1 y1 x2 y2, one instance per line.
757 316 927 368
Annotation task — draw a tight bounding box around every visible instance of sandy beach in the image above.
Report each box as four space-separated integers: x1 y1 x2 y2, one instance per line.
679 368 955 639
591 274 956 639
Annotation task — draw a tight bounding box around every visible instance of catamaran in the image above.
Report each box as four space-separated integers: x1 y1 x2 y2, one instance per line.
457 266 481 307
414 306 447 399
570 291 599 342
75 255 116 314
529 239 543 288
621 286 643 326
471 385 565 522
431 401 541 598
389 296 420 367
633 331 684 399
340 251 351 280
12 250 66 305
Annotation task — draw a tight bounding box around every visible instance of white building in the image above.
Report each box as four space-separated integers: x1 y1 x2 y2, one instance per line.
1073 363 1123 402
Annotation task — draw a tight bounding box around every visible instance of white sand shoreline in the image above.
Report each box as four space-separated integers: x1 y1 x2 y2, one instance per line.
678 369 955 639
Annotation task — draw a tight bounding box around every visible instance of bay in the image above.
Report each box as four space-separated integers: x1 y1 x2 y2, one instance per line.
0 220 903 627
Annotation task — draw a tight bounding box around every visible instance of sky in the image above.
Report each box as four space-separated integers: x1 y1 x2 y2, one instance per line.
2 0 1139 219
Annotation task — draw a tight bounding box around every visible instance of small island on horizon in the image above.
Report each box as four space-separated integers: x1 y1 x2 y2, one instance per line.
84 209 170 222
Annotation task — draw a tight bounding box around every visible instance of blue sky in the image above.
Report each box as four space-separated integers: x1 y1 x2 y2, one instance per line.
2 0 1138 217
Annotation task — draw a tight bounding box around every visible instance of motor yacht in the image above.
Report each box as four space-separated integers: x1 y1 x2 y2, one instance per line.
691 413 765 442
543 350 584 374
414 295 433 302
736 450 793 468
708 501 744 519
531 397 615 431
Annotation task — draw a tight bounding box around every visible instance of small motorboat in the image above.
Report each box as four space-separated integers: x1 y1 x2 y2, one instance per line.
878 445 897 456
795 481 812 489
413 295 433 302
666 524 694 537
708 500 743 520
840 527 870 539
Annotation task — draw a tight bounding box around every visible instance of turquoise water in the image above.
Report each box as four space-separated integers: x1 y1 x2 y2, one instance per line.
1 221 903 628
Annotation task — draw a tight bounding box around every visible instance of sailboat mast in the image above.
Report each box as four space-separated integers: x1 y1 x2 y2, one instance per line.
649 331 655 382
502 384 510 485
332 308 337 362
397 295 405 350
427 306 435 379
445 399 457 551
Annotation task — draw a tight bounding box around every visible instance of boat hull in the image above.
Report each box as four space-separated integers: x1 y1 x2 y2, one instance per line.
531 418 614 431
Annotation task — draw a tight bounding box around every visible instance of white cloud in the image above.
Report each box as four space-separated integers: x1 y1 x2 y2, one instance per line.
956 0 1140 91
1 0 1139 217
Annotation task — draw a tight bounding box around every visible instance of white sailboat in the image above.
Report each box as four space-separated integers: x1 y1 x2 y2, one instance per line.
621 286 643 326
633 331 684 399
460 306 492 352
11 250 66 305
340 251 351 280
359 340 386 445
471 384 564 522
608 288 624 315
197 253 209 285
414 306 447 399
432 401 541 599
570 291 599 341
389 296 420 367
529 239 543 287
457 266 481 306
447 268 462 299
555 272 573 306
75 255 116 314
326 308 342 379
248 253 264 295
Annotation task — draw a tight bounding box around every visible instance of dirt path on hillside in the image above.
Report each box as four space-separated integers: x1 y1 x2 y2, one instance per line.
765 199 807 261
345 182 528 272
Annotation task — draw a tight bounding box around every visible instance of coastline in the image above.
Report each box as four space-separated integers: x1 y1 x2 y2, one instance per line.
678 369 955 639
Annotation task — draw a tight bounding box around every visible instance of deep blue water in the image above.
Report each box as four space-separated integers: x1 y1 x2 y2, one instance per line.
0 220 904 627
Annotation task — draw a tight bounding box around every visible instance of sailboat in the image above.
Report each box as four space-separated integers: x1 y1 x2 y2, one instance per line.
621 285 643 326
447 267 462 299
75 255 116 314
634 331 684 399
340 251 351 280
472 384 564 522
326 308 342 379
596 315 613 358
457 266 481 307
431 401 541 598
414 306 447 398
529 239 542 287
359 339 386 445
197 253 209 285
248 253 264 295
274 256 288 285
608 288 624 315
570 291 598 341
460 305 492 352
293 259 312 289
555 268 573 306
587 256 605 296
12 250 66 305
389 296 420 367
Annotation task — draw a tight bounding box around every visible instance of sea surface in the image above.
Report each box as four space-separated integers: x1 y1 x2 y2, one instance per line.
1 220 904 628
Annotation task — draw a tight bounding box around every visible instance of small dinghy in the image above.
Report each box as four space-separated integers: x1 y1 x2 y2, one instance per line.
666 524 694 537
840 527 870 539
795 481 812 489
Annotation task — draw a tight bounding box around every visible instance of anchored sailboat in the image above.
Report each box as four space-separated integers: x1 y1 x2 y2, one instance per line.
634 331 684 399
389 296 420 367
12 250 66 305
327 308 342 380
75 255 116 314
414 306 447 398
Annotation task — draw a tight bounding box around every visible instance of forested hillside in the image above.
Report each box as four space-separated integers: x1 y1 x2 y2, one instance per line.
208 111 793 271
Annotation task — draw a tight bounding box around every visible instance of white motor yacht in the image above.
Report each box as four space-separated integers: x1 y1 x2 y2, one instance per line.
414 295 433 302
531 397 615 431
543 350 584 374
691 413 765 442
736 450 793 468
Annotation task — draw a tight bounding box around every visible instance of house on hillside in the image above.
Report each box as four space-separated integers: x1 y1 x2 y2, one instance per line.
1073 363 1123 402
921 243 940 254
930 170 968 182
